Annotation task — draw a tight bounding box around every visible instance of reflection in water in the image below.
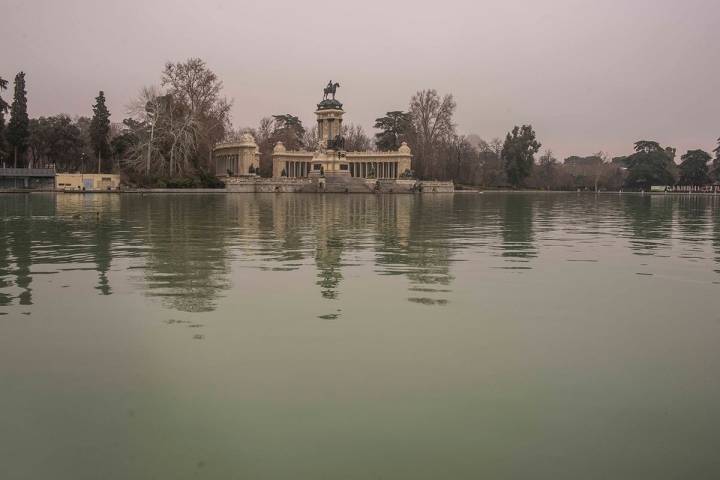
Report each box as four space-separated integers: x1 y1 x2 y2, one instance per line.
3 193 720 311
675 195 712 264
499 194 536 263
126 195 233 312
93 215 113 296
621 195 674 254
712 198 720 275
5 192 720 480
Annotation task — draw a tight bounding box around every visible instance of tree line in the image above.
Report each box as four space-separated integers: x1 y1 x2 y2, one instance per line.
368 90 720 190
0 59 231 187
0 72 113 173
2 60 719 190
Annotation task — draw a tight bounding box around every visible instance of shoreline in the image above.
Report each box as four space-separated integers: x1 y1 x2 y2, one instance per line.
1 188 719 196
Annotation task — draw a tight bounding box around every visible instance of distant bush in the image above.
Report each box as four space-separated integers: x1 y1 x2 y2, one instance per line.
120 169 225 189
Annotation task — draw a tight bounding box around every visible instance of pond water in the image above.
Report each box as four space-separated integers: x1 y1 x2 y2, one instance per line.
1 192 720 479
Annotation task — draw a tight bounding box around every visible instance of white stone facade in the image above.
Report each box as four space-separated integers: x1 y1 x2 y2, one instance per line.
213 133 261 177
272 98 413 179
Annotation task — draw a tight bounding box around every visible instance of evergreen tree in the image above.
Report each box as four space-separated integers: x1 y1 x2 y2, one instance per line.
7 72 30 168
374 111 411 151
0 76 9 165
678 149 711 186
89 90 111 172
624 140 676 189
502 125 541 187
271 114 304 150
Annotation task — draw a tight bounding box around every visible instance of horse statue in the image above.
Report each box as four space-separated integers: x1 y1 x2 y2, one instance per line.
323 81 340 100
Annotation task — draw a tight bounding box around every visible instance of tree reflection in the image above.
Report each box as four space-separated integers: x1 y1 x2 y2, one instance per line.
0 195 37 306
712 197 720 275
374 195 455 305
123 195 232 312
312 197 351 300
675 195 710 242
7 192 720 313
499 194 537 262
621 195 674 254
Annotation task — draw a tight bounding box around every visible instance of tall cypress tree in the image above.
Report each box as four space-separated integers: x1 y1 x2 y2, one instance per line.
7 72 29 168
0 76 9 165
90 90 111 173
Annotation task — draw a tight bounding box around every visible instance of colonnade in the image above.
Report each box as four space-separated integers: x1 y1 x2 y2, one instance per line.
283 160 401 179
349 161 399 179
217 154 240 175
284 161 312 178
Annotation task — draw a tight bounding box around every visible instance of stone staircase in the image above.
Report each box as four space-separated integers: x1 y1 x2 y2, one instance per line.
319 175 375 193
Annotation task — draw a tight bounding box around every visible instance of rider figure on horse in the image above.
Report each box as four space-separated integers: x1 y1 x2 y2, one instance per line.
323 81 340 100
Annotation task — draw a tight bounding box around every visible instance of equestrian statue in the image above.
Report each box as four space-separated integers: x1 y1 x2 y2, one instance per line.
323 81 340 100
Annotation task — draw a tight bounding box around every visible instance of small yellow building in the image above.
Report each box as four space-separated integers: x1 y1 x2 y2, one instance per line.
56 173 121 191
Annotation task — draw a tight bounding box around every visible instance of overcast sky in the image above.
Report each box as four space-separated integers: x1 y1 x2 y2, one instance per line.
2 0 718 160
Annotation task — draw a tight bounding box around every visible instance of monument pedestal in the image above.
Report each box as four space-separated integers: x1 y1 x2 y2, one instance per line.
309 150 350 177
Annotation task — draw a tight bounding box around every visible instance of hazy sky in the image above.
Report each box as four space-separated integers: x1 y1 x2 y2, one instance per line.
2 0 718 160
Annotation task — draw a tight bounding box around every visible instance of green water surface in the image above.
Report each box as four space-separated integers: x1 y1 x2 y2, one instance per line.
1 192 719 479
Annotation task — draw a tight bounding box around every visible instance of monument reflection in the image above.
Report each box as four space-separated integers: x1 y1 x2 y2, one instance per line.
4 193 720 312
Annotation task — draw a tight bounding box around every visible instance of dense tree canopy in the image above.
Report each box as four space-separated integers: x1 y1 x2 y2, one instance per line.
678 149 711 186
624 140 676 189
271 114 305 150
501 125 541 187
28 115 86 170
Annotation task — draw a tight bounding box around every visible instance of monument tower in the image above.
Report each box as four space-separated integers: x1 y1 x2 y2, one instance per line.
267 81 414 183
310 80 350 176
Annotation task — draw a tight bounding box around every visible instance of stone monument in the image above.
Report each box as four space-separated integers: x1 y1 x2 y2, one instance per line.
310 80 350 177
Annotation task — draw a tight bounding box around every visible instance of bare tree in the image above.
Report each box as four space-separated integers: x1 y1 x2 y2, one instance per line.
408 89 456 179
124 59 232 178
162 58 223 116
532 149 559 190
472 137 505 187
302 125 319 151
127 85 163 175
341 123 372 151
161 58 232 171
125 86 200 176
